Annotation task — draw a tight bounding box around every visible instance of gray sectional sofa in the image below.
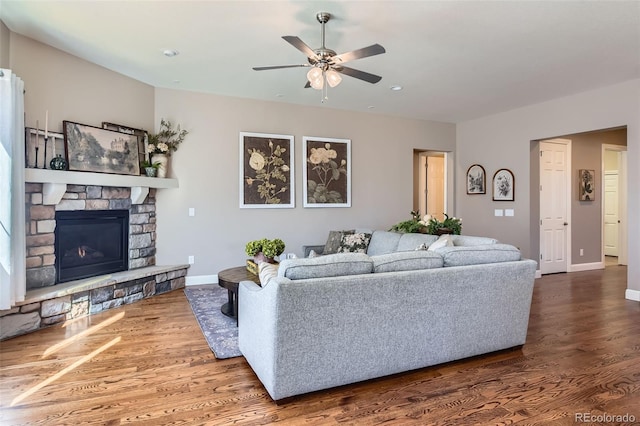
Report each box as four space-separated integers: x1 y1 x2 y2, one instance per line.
238 231 537 401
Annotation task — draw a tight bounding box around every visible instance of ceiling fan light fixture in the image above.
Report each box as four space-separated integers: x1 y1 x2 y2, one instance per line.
307 67 324 89
325 69 342 88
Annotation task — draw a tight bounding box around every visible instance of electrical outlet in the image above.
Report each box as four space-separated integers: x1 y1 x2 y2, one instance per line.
579 249 584 257
188 255 195 264
188 208 195 217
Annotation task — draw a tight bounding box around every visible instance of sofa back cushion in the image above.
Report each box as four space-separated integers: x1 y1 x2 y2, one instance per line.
451 235 499 246
366 231 402 256
278 253 373 280
371 251 443 273
396 233 439 252
436 244 521 267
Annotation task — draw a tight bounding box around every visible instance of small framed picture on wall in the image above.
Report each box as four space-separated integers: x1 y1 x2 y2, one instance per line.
578 169 595 201
466 164 486 194
492 168 515 201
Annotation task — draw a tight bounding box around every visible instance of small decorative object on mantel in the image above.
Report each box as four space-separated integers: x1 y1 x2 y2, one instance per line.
141 160 160 177
49 154 67 170
390 211 462 235
147 118 189 178
245 238 285 273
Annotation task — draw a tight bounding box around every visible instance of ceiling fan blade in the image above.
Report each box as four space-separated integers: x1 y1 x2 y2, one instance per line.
332 44 386 64
282 36 318 59
335 66 382 84
252 64 308 71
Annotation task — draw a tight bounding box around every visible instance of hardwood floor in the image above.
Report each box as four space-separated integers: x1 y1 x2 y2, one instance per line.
1 265 638 425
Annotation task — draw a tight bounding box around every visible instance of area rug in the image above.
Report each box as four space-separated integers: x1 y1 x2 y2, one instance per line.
184 286 242 359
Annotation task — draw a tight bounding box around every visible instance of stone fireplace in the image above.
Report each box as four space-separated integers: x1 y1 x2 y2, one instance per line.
0 169 188 340
25 183 156 289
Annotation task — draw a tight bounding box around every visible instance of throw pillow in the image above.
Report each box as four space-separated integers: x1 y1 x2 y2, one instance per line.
323 229 355 254
415 242 429 251
337 232 372 253
258 262 279 286
428 234 454 251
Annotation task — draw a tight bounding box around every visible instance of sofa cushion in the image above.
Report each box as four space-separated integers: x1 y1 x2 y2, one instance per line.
451 235 499 246
372 251 443 273
436 244 521 267
428 234 454 251
366 231 402 256
337 232 372 253
278 253 373 280
323 229 355 255
396 233 439 252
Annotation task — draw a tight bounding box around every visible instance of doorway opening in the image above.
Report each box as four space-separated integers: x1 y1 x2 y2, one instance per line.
413 150 453 221
602 144 628 266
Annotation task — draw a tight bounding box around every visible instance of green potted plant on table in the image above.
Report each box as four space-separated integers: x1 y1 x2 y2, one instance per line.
245 238 286 274
390 211 462 235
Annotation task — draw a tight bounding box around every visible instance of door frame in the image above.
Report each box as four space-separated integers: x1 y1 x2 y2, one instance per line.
601 144 628 265
539 138 572 274
413 150 454 218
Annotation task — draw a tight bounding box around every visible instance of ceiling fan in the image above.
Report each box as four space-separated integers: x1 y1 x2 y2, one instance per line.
252 12 386 94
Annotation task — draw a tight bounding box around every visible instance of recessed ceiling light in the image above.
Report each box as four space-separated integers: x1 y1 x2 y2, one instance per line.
275 94 284 98
173 80 180 84
367 106 375 109
163 49 179 57
390 85 403 91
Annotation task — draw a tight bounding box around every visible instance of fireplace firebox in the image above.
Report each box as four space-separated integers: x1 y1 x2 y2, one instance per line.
54 210 129 283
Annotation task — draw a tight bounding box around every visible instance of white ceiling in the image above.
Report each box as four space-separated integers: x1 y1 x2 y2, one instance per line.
2 1 639 123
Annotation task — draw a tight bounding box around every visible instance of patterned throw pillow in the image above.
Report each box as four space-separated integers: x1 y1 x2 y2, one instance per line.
337 232 372 253
323 229 355 254
258 262 279 286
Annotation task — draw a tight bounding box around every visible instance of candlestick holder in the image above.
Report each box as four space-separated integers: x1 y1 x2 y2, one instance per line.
43 136 48 168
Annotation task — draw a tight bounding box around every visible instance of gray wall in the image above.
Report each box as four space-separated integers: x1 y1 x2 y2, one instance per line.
153 88 456 277
0 21 9 68
457 80 639 296
8 33 154 134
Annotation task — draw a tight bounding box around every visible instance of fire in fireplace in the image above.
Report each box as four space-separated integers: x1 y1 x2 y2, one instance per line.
54 210 129 283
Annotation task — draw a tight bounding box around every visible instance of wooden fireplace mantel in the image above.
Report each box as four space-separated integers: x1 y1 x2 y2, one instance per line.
25 168 179 205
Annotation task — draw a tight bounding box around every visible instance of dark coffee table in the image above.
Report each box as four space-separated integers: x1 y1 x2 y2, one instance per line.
218 266 260 322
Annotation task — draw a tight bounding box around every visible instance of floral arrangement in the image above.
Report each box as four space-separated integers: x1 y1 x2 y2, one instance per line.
245 139 290 204
390 211 462 235
146 118 188 156
245 238 286 259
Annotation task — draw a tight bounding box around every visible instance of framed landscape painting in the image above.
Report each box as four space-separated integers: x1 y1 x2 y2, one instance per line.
466 164 486 194
492 168 515 201
303 136 351 208
239 132 294 208
63 121 140 175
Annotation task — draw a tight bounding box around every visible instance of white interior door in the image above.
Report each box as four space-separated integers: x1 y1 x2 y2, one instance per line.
540 140 570 274
619 151 628 265
427 156 445 220
604 171 619 256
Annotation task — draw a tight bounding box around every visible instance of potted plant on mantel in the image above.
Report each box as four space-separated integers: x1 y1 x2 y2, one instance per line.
141 160 160 177
146 118 189 178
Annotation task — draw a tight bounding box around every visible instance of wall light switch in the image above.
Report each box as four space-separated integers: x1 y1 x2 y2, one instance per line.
188 208 195 217
188 255 195 264
505 209 514 217
494 209 504 217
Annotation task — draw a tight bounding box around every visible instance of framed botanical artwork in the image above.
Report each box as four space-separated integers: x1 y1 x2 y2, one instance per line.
102 122 148 163
63 121 140 176
492 168 515 201
303 136 351 208
466 164 486 194
579 169 595 201
239 132 295 208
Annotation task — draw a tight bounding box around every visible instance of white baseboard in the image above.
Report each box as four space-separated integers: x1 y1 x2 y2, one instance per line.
185 274 218 286
626 289 640 302
569 262 604 272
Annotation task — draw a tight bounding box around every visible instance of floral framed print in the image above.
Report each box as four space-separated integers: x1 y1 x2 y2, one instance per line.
239 132 294 208
492 168 515 201
579 169 595 201
466 164 486 194
63 121 140 176
303 136 351 208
